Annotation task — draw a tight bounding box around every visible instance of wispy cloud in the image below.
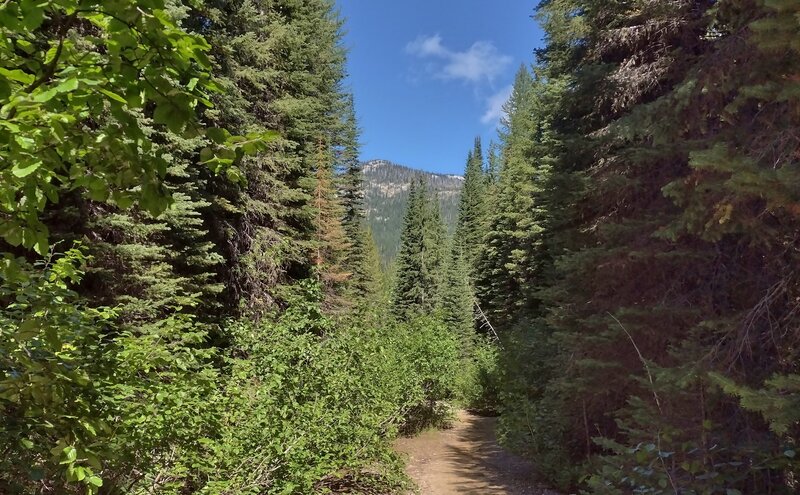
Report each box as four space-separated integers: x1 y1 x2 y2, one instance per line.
406 34 512 84
481 85 513 125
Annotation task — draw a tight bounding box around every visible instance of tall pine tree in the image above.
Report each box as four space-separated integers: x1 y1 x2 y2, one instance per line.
454 137 488 273
198 0 349 314
392 180 446 318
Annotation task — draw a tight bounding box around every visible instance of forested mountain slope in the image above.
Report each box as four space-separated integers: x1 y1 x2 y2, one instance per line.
362 160 463 263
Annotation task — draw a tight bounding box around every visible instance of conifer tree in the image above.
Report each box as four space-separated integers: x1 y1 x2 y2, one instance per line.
486 141 501 186
333 93 379 305
198 0 348 314
392 180 446 318
440 243 475 354
313 142 351 309
392 181 426 318
348 225 386 306
337 94 364 231
454 137 488 272
479 2 800 493
475 66 551 327
423 191 448 305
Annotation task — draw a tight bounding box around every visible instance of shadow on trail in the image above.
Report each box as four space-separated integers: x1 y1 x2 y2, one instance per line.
442 414 539 494
395 410 549 494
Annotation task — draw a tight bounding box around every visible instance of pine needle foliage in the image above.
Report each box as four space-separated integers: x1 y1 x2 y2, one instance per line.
473 1 800 493
392 180 448 319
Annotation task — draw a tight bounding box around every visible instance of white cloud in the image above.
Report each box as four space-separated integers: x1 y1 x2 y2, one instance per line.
481 85 513 124
406 34 512 84
406 34 448 57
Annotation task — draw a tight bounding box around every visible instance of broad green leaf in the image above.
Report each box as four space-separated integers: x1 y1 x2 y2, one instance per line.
33 232 48 256
54 78 79 93
4 225 23 246
98 87 127 104
20 0 45 30
33 87 59 103
0 68 35 85
153 103 186 133
206 127 230 144
16 319 38 341
61 446 77 464
12 161 41 178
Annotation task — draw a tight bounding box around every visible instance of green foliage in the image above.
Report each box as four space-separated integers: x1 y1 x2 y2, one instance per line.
712 372 800 437
454 337 500 415
0 0 258 255
473 1 800 494
1 246 224 495
475 66 562 328
454 137 488 270
11 0 799 494
0 247 113 494
200 288 460 494
395 314 462 434
0 0 472 494
346 224 387 307
392 180 448 318
440 243 475 352
199 0 350 315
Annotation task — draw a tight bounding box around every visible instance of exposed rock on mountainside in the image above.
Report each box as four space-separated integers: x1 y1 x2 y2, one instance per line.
362 160 463 263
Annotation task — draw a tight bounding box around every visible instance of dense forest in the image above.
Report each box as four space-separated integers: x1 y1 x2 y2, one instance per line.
1 0 799 494
466 0 800 493
0 1 480 493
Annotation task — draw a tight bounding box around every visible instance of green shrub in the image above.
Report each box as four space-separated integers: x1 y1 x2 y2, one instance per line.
2 261 464 495
455 337 501 415
1 249 220 495
393 315 461 434
199 289 461 494
1 250 114 494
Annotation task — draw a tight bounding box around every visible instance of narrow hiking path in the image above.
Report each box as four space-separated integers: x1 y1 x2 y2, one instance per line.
394 411 557 495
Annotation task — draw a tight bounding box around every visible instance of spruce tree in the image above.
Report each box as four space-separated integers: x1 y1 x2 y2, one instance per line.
392 181 426 318
423 191 448 307
348 225 386 307
392 180 446 318
454 137 488 272
337 94 364 231
474 66 548 327
440 243 475 354
480 1 800 493
198 0 349 314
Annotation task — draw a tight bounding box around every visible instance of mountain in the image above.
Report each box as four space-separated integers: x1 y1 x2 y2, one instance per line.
362 159 463 264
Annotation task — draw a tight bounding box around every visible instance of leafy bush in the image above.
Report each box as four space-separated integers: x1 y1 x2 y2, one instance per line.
494 322 578 490
455 337 501 415
1 249 465 495
393 315 461 435
0 247 229 495
198 288 461 494
1 249 114 494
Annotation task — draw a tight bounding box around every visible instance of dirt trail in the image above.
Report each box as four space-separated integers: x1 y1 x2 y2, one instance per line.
394 411 556 495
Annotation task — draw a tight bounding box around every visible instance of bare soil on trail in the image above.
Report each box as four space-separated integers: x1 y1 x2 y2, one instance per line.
394 411 557 495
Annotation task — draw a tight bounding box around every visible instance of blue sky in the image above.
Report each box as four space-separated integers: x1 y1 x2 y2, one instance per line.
335 1 546 175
